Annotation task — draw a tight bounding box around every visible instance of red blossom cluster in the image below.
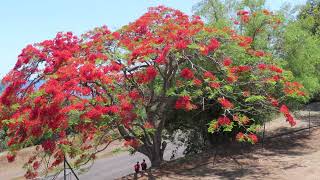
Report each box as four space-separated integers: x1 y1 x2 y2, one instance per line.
200 38 221 55
233 115 250 125
203 71 216 80
136 66 158 83
237 36 253 47
223 57 232 66
193 78 203 86
42 140 56 154
237 10 250 23
218 116 231 126
284 82 305 96
280 105 296 126
236 132 258 144
124 139 140 148
6 153 15 162
175 96 197 111
180 68 194 79
218 98 234 109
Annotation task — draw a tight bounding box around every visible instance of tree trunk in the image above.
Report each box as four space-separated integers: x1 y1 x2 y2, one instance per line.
138 128 166 167
137 98 174 167
150 129 167 167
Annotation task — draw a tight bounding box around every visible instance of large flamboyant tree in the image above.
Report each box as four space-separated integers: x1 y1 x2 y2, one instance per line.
0 6 305 178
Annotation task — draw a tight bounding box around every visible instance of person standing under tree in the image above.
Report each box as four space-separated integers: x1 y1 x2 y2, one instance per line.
141 159 147 171
134 161 140 174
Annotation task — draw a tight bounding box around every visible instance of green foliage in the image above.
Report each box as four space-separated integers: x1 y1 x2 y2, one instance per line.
0 129 8 151
245 95 265 103
298 0 320 36
280 18 320 96
193 0 237 27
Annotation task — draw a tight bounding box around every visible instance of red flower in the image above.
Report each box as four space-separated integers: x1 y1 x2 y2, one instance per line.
285 113 296 126
241 15 250 23
175 96 197 111
258 63 267 70
175 40 190 49
248 133 258 144
42 140 56 153
227 75 238 83
85 108 102 119
129 90 140 100
237 10 249 16
279 105 289 114
238 65 251 72
112 31 121 39
268 65 283 73
209 82 220 88
272 75 280 81
143 122 154 129
155 45 171 64
110 62 122 72
121 100 134 111
193 78 202 86
236 132 245 141
155 53 165 64
240 116 250 125
218 116 231 126
280 104 296 126
218 97 234 109
223 57 232 66
298 91 306 96
124 139 140 148
180 68 194 79
33 161 40 170
24 170 38 179
200 45 209 55
254 50 265 57
175 96 190 109
208 38 220 51
6 153 15 163
238 37 252 47
270 98 279 107
203 71 216 80
146 66 158 81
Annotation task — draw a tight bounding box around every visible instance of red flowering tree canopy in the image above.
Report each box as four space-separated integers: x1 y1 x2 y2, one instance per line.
0 6 305 178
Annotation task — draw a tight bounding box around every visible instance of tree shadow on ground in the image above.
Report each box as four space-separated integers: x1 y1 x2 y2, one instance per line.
261 128 316 156
138 128 318 180
302 102 320 111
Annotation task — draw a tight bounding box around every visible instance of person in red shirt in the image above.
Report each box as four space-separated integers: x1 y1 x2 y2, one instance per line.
134 161 140 174
141 159 147 171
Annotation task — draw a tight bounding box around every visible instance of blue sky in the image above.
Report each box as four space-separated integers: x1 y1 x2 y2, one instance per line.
0 0 306 78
